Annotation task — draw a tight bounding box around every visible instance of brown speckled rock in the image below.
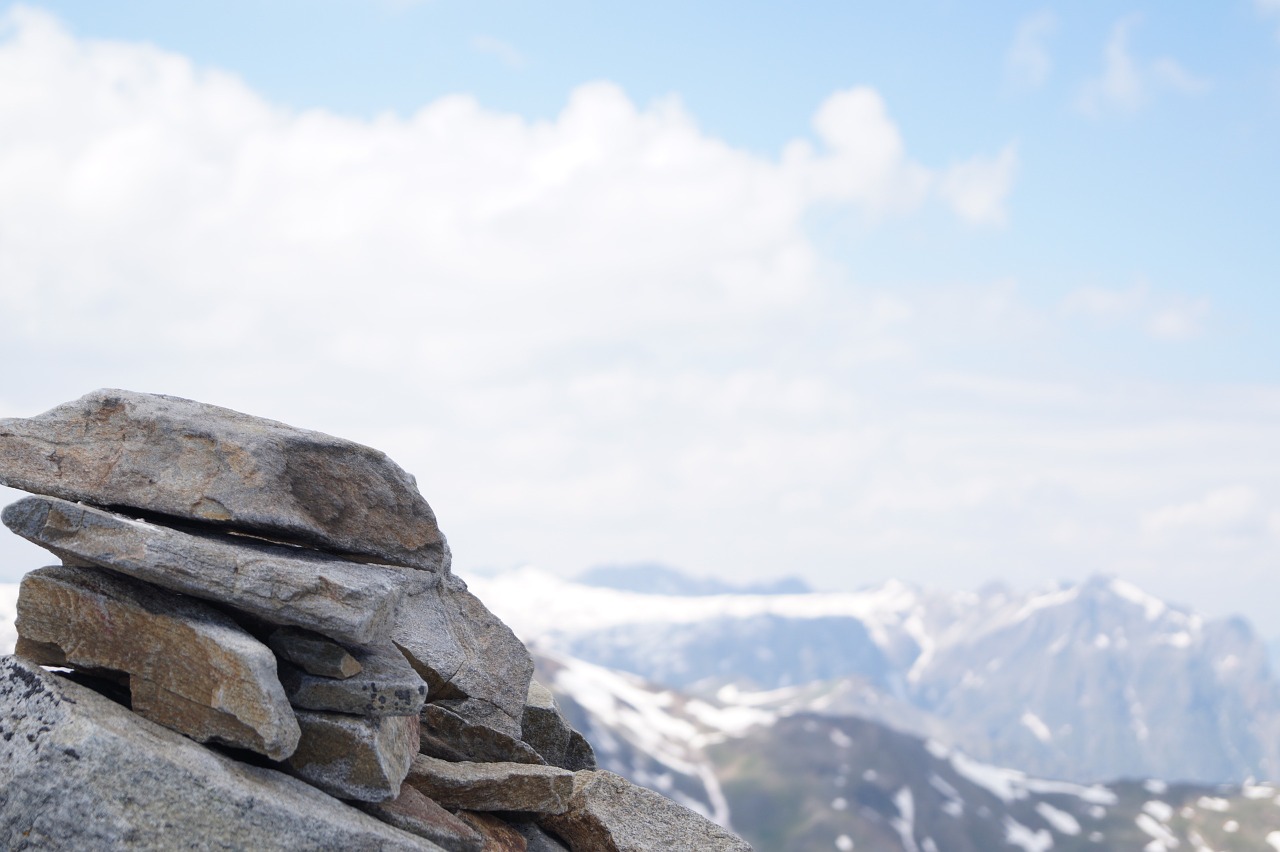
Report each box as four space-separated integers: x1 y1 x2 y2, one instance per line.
406 754 574 814
286 711 420 802
542 771 753 852
454 812 528 852
358 782 484 852
14 565 299 760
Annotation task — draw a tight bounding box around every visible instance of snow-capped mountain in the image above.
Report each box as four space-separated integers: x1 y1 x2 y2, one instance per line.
534 645 1280 852
469 569 1280 785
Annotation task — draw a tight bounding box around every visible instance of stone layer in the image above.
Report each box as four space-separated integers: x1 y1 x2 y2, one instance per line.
0 388 448 572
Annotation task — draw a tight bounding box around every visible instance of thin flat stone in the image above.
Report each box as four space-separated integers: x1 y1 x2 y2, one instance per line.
420 702 546 766
358 782 484 852
14 565 299 760
279 644 426 717
0 388 448 571
0 658 444 851
3 495 408 646
394 573 533 736
541 771 753 852
268 627 363 678
406 754 574 814
286 710 420 802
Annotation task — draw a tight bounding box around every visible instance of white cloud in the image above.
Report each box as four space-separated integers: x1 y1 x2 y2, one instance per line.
939 143 1019 226
1142 486 1263 537
1061 283 1208 341
3 7 1280 633
1006 10 1057 91
1076 16 1209 117
470 35 526 69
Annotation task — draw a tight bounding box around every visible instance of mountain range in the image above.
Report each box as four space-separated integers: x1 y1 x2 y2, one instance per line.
469 567 1280 787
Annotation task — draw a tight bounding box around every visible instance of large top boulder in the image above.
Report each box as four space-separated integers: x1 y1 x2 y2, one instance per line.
0 389 448 573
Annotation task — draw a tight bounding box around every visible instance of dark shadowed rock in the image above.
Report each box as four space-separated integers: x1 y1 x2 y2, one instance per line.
279 643 427 717
286 710 421 802
420 702 545 765
508 821 571 852
0 657 440 850
269 627 363 678
358 782 485 852
14 565 299 759
406 754 574 814
454 812 529 852
4 496 408 646
520 680 576 768
0 389 448 572
541 771 753 852
394 573 533 738
561 731 597 772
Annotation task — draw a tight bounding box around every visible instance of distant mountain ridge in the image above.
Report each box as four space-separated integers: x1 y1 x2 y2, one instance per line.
470 568 1280 786
576 563 812 596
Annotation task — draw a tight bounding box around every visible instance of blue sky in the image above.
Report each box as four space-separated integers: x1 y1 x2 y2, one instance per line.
1 2 1278 630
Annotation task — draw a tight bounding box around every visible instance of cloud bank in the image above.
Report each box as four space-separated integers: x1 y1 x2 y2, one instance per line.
0 7 1274 631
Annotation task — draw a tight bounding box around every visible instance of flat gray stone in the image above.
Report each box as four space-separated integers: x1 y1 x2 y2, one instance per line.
0 657 441 851
394 573 533 737
406 754 574 814
3 496 409 646
14 565 299 760
541 771 753 852
286 710 420 802
420 702 545 765
268 626 363 678
358 782 485 852
0 389 449 572
279 643 426 717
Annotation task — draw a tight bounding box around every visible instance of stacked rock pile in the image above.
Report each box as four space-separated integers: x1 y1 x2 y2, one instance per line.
0 389 752 851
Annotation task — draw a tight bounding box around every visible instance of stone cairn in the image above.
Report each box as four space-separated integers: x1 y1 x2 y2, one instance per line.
0 389 752 851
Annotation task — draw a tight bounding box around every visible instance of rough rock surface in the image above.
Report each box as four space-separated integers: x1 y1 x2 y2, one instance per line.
4 495 407 646
455 812 529 852
0 657 440 851
420 702 546 765
286 710 420 802
14 564 299 759
406 754 574 814
358 782 485 852
268 627 363 678
562 730 598 771
279 643 427 717
542 771 753 852
0 388 449 572
521 680 575 767
395 573 534 737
